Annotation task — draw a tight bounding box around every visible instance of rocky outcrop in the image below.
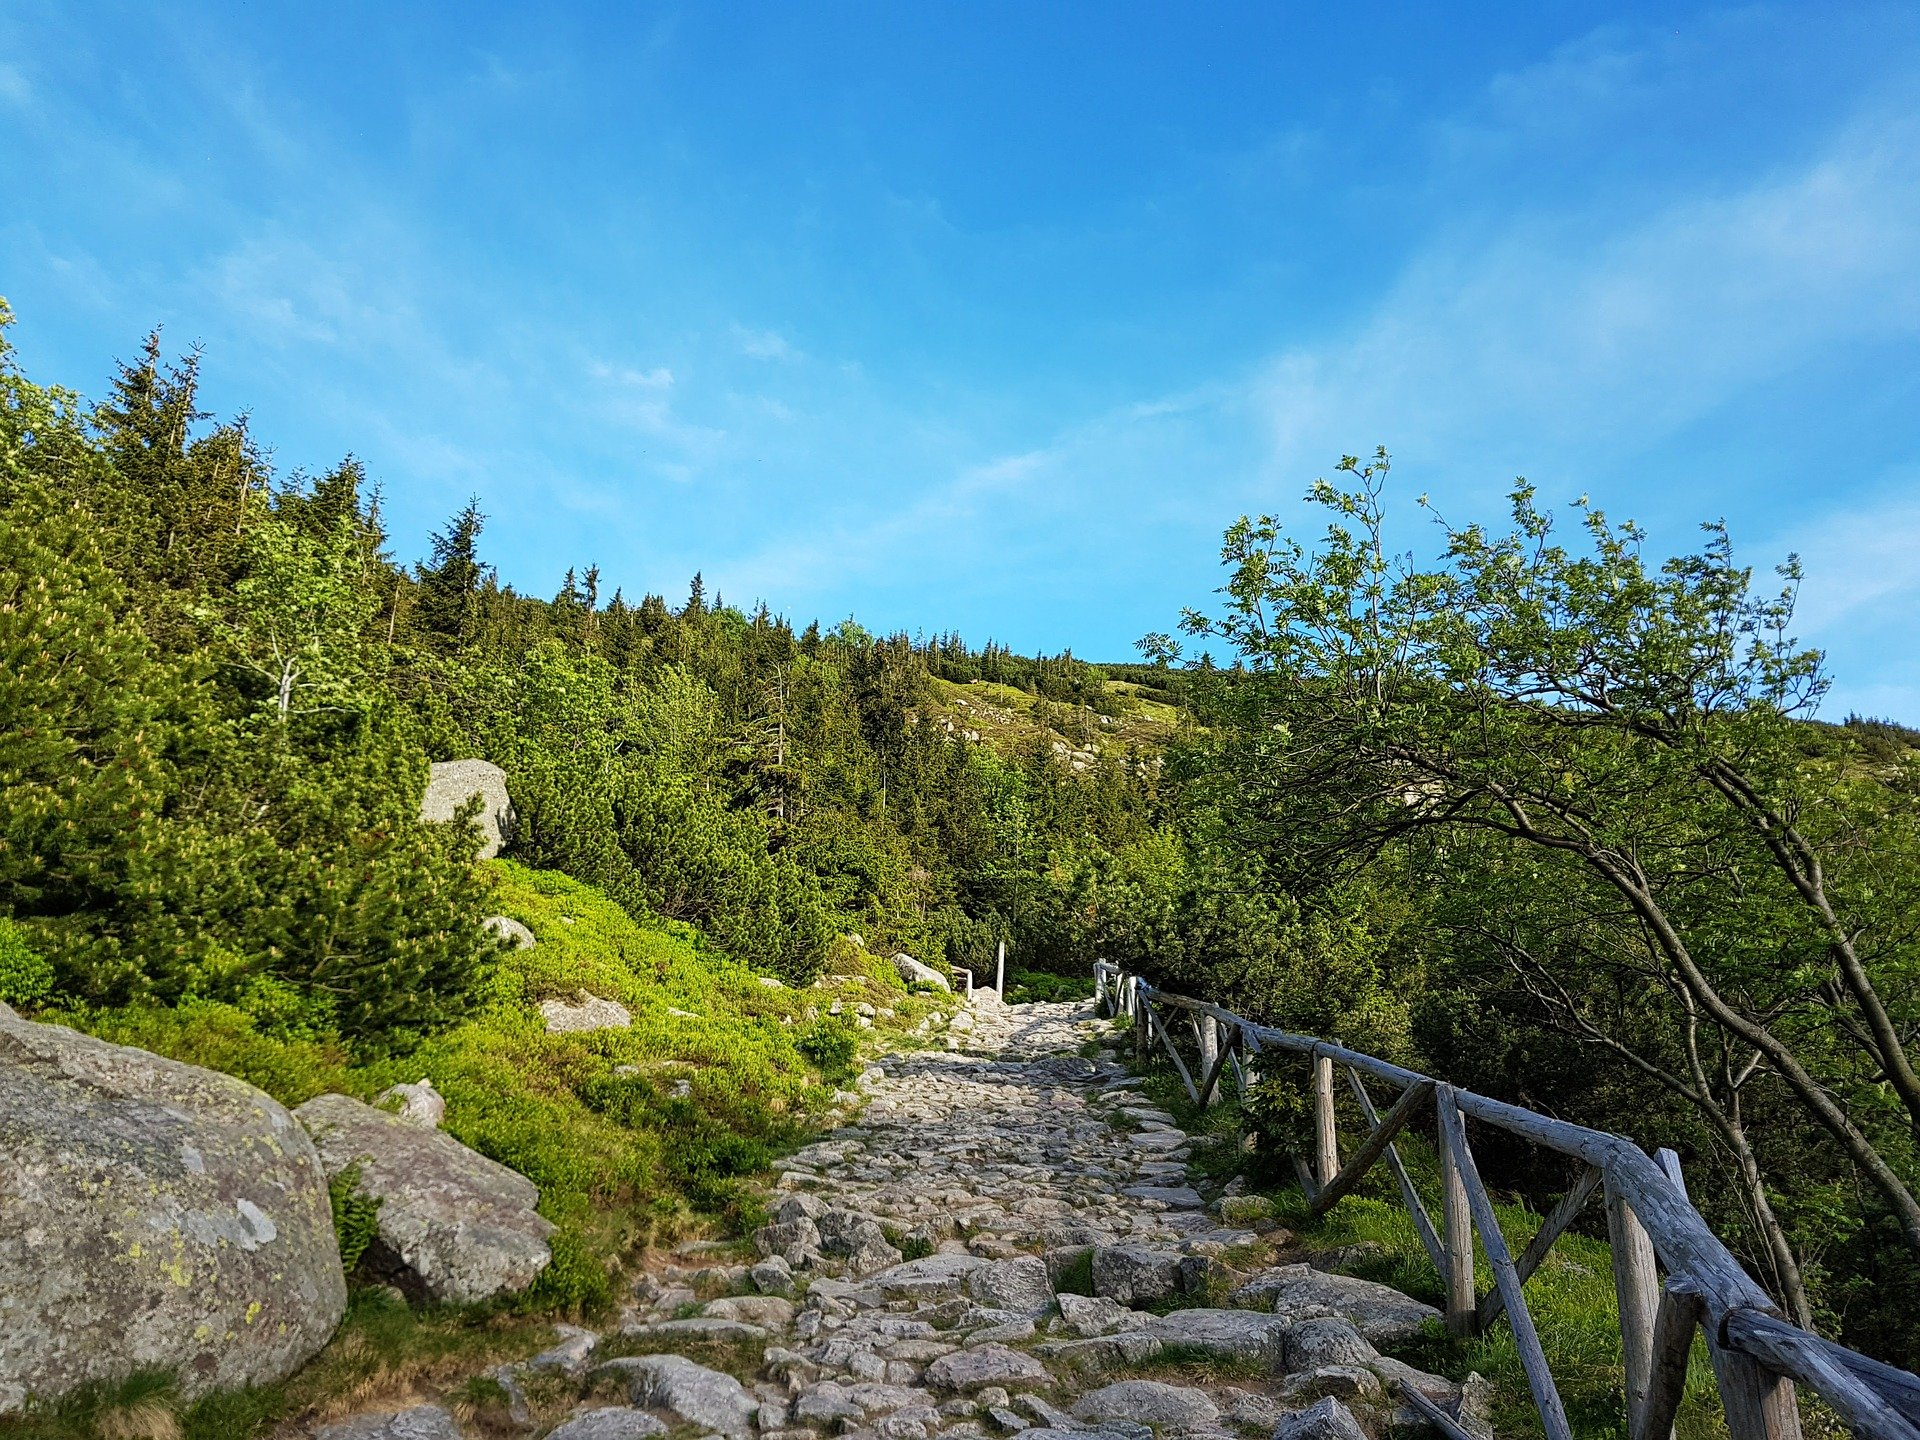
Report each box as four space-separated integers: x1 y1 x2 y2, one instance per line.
1231 1263 1442 1344
0 1004 346 1412
294 1093 553 1303
539 993 633 1034
421 759 514 860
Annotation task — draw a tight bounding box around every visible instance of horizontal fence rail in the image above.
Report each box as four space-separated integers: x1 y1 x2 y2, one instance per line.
1091 961 1920 1440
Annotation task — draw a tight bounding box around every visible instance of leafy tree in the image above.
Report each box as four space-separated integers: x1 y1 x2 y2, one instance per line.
1162 449 1920 1336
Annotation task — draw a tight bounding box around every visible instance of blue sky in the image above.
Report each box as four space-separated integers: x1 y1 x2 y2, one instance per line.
3 3 1918 717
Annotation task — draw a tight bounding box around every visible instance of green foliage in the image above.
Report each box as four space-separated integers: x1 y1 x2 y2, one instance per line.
0 918 52 1007
797 1018 861 1084
1164 446 1920 1360
326 1163 381 1272
1003 967 1093 1004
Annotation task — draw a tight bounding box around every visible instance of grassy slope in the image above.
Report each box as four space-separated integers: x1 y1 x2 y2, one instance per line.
6 861 949 1439
923 676 1183 764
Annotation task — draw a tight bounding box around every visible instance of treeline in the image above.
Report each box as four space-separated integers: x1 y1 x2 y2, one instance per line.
0 313 1228 1056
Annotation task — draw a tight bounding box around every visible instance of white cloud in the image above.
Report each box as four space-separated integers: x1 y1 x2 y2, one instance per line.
735 325 797 361
1774 480 1920 637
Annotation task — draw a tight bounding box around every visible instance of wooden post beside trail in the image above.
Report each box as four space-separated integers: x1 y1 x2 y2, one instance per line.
1438 1086 1476 1338
995 940 1006 997
1198 1018 1221 1108
1607 1173 1662 1439
1313 1050 1339 1186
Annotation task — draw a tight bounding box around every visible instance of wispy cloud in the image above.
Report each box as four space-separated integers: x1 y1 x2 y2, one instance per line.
734 325 798 361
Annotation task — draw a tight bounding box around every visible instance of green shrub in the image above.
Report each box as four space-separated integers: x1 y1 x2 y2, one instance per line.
327 1163 382 1272
797 1018 860 1083
0 918 53 1007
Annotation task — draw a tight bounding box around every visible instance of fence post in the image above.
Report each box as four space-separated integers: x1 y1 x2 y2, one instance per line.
1606 1171 1662 1438
1655 1152 1802 1440
1198 1018 1222 1108
1437 1084 1476 1337
1313 1050 1339 1185
1133 983 1149 1063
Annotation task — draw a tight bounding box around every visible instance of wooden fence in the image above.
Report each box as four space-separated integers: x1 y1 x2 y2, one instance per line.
1092 961 1920 1440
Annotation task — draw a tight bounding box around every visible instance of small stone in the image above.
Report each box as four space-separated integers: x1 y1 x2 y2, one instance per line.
595 1354 759 1435
966 1255 1055 1315
751 1254 797 1297
314 1406 464 1440
540 993 633 1034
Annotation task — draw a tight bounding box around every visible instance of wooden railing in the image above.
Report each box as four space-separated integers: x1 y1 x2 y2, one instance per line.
1092 961 1920 1440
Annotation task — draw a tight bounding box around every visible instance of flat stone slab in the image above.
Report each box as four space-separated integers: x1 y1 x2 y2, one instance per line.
545 1411 668 1440
315 1407 463 1440
926 1343 1051 1391
865 1251 991 1297
1232 1263 1441 1344
1142 1307 1290 1365
1073 1380 1220 1427
1119 1184 1205 1208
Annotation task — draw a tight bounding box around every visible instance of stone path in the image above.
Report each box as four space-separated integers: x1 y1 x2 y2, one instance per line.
314 995 1487 1440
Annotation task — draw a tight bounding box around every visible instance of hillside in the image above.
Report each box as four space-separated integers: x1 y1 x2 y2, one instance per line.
922 674 1185 771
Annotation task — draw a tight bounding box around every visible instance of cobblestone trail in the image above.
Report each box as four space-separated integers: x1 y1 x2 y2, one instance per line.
316 995 1488 1440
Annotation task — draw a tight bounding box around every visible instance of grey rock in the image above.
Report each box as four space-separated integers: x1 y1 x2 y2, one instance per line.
374 1077 446 1129
597 1353 759 1435
294 1092 553 1304
1033 1333 1164 1377
751 1254 797 1297
755 1216 822 1264
1119 1184 1205 1209
421 758 514 859
1090 1245 1182 1306
868 1251 992 1297
1287 1317 1376 1371
1232 1264 1440 1344
315 1406 463 1440
1073 1381 1219 1428
1271 1397 1369 1440
706 1294 795 1326
620 1317 769 1343
926 1345 1050 1392
893 952 953 991
540 994 633 1034
545 1411 669 1440
777 1192 830 1223
1143 1308 1290 1366
0 1004 346 1412
1054 1294 1146 1337
1281 1366 1382 1403
525 1323 600 1378
484 915 536 949
966 1255 1055 1315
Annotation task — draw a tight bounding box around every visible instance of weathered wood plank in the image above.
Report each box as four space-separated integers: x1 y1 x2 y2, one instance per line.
1438 1086 1575 1440
1148 1004 1200 1102
1437 1088 1477 1340
1725 1311 1920 1434
1629 1282 1704 1440
1311 1078 1435 1216
1195 1024 1236 1108
1479 1165 1602 1331
1312 1051 1339 1187
1347 1068 1446 1279
1608 1173 1663 1437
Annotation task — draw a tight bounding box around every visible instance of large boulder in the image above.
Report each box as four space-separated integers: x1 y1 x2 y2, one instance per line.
0 1004 346 1412
294 1093 553 1304
596 1354 758 1435
1073 1381 1219 1427
1232 1264 1441 1344
891 952 951 992
539 994 633 1034
421 759 514 860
